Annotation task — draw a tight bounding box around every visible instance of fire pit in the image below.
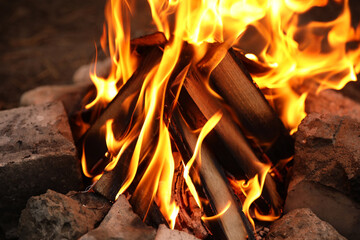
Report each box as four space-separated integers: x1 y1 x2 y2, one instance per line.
1 0 360 239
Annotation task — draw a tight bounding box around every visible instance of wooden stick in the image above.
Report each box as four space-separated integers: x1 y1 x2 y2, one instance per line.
130 32 167 48
80 47 163 175
198 45 294 163
92 128 169 227
179 68 282 212
169 108 254 240
93 141 137 201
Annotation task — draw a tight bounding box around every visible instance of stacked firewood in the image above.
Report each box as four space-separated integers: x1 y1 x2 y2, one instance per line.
77 32 294 240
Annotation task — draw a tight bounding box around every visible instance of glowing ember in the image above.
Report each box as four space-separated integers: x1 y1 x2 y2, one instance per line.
80 0 360 233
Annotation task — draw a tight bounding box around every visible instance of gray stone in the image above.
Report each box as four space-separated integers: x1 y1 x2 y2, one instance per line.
0 102 82 236
155 224 200 240
286 113 360 239
306 89 360 122
292 112 360 200
266 208 346 240
18 190 110 240
79 195 156 240
20 83 91 114
66 191 112 217
285 181 360 240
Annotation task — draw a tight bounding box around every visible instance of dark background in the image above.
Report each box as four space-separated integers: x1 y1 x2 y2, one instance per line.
0 0 359 111
0 0 105 110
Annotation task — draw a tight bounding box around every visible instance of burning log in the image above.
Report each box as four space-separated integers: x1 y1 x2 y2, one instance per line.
93 135 169 227
169 108 255 240
79 32 294 238
130 32 167 48
174 66 282 212
80 47 163 175
198 45 294 163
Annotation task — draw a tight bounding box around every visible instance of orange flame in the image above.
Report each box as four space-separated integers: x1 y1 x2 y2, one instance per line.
183 111 223 208
237 0 359 132
201 201 231 221
81 0 360 231
86 0 138 110
230 163 278 228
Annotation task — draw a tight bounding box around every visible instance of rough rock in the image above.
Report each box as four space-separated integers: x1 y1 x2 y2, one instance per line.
20 83 91 114
285 181 360 240
155 224 200 240
79 195 156 240
292 112 360 199
18 190 110 240
0 102 82 237
306 89 360 122
66 191 112 216
286 112 360 239
266 208 346 240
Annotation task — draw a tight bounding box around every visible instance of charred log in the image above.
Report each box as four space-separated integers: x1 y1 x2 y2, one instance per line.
198 45 294 164
169 108 255 240
80 47 163 175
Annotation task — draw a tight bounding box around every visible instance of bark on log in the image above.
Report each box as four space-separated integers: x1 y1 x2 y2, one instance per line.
169 108 254 240
198 45 294 163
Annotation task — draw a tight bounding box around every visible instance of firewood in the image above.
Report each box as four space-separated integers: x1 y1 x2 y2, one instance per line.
198 45 294 163
80 47 163 175
175 67 282 212
92 141 137 201
169 108 255 240
130 32 167 48
92 134 169 228
231 47 271 74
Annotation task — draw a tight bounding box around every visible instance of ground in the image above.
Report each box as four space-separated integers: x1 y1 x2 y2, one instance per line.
0 0 105 110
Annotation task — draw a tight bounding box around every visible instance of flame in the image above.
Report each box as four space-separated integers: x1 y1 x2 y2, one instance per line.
183 111 223 208
230 163 278 228
147 0 267 45
86 0 138 110
237 0 360 132
81 0 360 231
201 201 231 221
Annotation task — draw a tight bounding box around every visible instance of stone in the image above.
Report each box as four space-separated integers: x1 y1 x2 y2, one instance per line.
66 191 112 217
20 83 91 114
73 58 111 84
266 208 346 240
155 224 200 240
79 195 156 240
292 112 360 200
285 113 360 239
0 102 83 237
18 190 110 240
306 89 360 122
285 181 360 240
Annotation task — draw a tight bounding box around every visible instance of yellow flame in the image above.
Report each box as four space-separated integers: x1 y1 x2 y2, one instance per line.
86 0 138 110
81 0 360 230
183 111 223 208
201 201 231 221
236 0 359 132
81 143 93 178
231 163 277 228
